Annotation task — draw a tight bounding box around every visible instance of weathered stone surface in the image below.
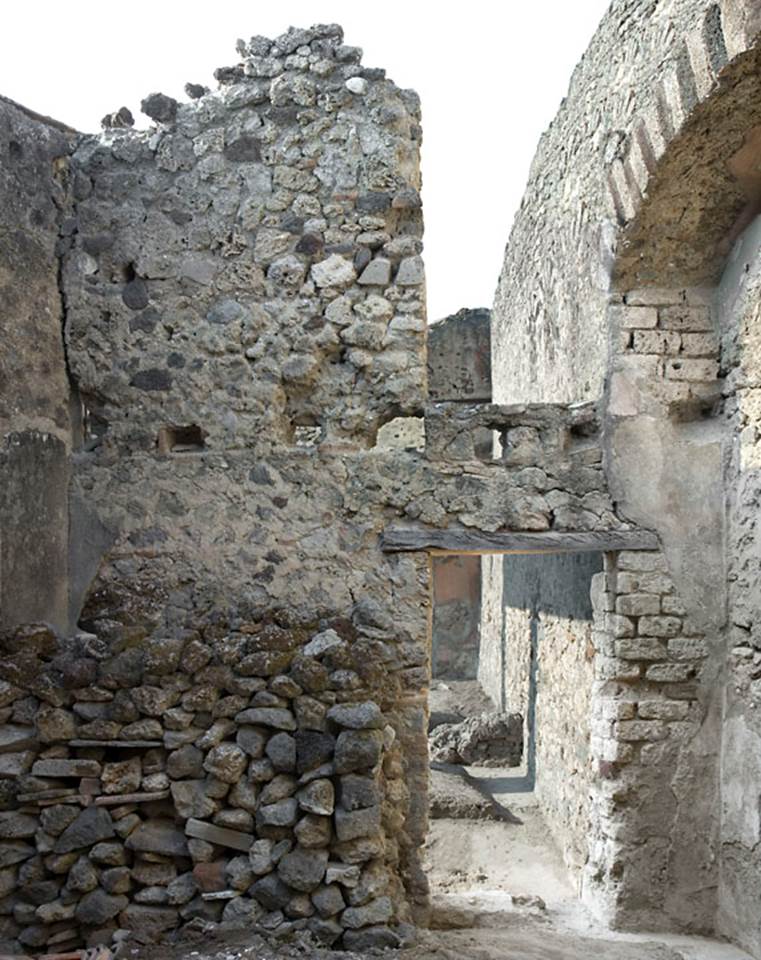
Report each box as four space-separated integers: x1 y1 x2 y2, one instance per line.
40 804 79 837
251 873 292 911
429 712 523 766
249 838 276 876
171 780 217 820
266 732 296 772
102 757 142 795
294 814 331 848
167 872 197 905
341 894 393 929
343 925 400 950
167 745 204 779
0 750 34 777
277 846 328 892
295 731 335 774
185 818 253 852
140 92 178 123
76 889 129 926
32 759 101 778
66 856 99 893
203 743 248 783
297 779 335 816
235 708 296 730
0 811 36 839
312 883 345 917
126 820 188 858
334 730 383 774
235 726 267 758
256 798 298 829
0 725 37 753
334 805 381 843
102 866 132 894
338 774 380 811
55 808 115 853
327 702 383 729
260 774 297 805
311 255 356 289
118 904 179 941
325 862 361 887
221 895 264 927
0 842 35 867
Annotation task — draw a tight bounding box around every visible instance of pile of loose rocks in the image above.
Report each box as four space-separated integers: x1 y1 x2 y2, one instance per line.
428 714 523 767
0 622 407 954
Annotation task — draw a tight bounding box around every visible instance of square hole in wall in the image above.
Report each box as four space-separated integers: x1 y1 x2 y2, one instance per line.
157 425 206 454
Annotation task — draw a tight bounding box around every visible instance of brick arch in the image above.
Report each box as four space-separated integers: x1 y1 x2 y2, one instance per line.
609 0 761 288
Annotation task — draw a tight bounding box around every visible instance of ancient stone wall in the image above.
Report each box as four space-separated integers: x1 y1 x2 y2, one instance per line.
427 307 491 681
430 557 480 680
0 98 75 634
715 217 761 959
491 0 744 406
0 22 646 952
427 308 491 403
487 0 761 946
0 25 430 952
478 552 601 879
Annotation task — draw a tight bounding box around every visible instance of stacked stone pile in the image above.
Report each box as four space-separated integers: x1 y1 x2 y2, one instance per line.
0 621 409 952
428 713 523 767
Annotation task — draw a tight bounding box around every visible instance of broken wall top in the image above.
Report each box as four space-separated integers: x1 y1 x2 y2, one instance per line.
62 24 426 454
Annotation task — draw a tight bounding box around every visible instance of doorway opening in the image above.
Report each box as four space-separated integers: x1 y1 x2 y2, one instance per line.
424 549 603 920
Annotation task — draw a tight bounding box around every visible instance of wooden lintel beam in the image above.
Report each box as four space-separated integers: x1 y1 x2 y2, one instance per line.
380 525 659 555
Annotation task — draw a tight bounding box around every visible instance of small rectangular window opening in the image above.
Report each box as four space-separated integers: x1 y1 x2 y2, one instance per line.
157 424 206 454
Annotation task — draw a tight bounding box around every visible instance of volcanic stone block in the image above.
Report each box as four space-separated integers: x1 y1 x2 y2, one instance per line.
334 730 383 773
294 814 331 848
334 805 381 843
54 807 115 853
32 758 101 778
235 708 296 730
251 873 292 910
127 819 188 858
312 883 345 917
203 743 247 783
295 731 335 774
341 894 393 929
118 904 180 942
0 725 37 753
327 702 383 729
256 798 298 829
102 757 142 795
277 846 328 892
297 778 335 815
338 774 381 811
266 732 296 772
66 856 99 893
171 780 218 820
76 889 129 926
236 726 267 757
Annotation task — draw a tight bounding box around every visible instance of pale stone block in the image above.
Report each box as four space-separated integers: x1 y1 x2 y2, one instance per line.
615 638 667 661
637 699 689 721
616 593 661 617
637 615 682 638
610 305 658 329
664 358 719 382
614 719 668 742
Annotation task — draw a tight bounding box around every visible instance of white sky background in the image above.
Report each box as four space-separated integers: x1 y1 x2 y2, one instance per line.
1 1 610 322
